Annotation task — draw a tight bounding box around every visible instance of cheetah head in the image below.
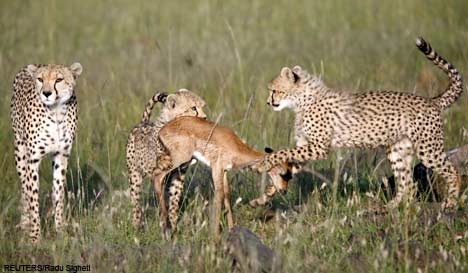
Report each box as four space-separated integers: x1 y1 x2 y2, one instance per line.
27 63 83 107
159 88 207 122
264 147 301 193
267 66 323 111
268 162 301 193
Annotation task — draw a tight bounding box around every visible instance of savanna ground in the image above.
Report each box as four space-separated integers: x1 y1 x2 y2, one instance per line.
0 0 467 272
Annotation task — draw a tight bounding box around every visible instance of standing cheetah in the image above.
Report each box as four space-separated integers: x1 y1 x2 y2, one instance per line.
125 89 207 229
11 63 83 243
255 37 463 210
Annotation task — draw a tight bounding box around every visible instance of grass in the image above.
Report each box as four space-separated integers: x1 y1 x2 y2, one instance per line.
0 0 467 272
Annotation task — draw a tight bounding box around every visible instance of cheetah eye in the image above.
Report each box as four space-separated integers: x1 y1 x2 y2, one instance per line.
275 89 284 94
55 78 64 83
37 77 43 83
192 106 197 111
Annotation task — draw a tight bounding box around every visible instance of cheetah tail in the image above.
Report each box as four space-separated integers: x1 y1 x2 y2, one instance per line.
416 37 463 110
140 91 168 124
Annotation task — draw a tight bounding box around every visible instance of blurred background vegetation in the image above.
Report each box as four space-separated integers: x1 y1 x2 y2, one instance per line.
0 0 467 272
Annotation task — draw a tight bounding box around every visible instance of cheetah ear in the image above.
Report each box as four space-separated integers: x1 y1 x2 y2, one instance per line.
291 163 302 174
291 66 302 83
292 71 300 83
166 94 177 108
26 64 38 77
177 88 190 93
280 67 294 82
292 65 303 73
281 67 300 84
69 62 83 79
264 147 274 153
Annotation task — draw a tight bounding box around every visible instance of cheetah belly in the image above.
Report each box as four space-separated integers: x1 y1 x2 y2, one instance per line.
330 118 403 149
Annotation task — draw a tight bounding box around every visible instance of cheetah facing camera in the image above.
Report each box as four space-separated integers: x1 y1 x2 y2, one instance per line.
11 63 83 244
126 89 207 229
255 37 463 210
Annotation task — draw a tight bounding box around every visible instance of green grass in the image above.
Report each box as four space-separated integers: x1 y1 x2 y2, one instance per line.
0 0 467 272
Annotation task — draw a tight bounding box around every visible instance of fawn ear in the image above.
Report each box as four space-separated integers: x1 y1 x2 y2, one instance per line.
166 94 177 108
264 147 274 154
69 62 83 79
26 64 38 77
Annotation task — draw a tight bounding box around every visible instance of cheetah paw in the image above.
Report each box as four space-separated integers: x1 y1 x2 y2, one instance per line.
158 155 173 170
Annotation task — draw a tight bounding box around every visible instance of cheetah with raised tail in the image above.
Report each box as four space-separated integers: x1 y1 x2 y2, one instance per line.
11 63 83 243
126 89 207 229
255 37 463 210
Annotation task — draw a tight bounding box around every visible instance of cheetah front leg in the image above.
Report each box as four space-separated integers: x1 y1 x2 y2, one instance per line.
386 138 416 209
52 153 69 232
25 157 41 244
255 142 330 172
249 185 278 207
13 141 31 231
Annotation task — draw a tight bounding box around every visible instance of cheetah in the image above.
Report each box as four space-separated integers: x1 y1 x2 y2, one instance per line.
125 89 207 229
254 37 463 210
11 63 83 243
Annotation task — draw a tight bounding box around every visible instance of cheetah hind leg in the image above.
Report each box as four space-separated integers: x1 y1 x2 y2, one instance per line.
386 138 416 209
167 162 191 236
168 174 185 232
128 167 144 229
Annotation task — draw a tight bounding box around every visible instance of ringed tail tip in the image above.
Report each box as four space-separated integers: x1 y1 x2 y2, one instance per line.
415 36 430 54
157 92 168 103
